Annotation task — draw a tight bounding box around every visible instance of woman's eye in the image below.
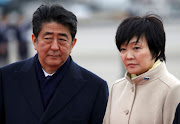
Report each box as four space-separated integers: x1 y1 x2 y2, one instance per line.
134 47 140 50
120 48 126 52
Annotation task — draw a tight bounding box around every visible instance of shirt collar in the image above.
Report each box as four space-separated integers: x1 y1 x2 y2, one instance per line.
42 69 55 77
35 54 71 78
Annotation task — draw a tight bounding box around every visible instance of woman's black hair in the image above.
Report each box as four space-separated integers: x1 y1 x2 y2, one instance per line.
116 14 166 61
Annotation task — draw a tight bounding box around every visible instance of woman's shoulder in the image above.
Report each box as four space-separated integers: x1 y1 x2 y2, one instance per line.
111 77 128 89
159 72 180 89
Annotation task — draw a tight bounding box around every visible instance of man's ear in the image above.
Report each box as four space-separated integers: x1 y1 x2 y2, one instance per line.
70 38 77 54
32 34 37 50
71 38 77 49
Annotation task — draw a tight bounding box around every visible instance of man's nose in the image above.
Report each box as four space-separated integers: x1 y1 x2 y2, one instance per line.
51 40 59 50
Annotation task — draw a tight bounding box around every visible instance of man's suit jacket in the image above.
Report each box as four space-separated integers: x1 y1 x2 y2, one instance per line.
0 56 109 124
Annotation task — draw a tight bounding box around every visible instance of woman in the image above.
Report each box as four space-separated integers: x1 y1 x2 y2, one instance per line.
103 14 180 124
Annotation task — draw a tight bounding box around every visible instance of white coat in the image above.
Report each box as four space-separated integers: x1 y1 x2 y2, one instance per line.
103 62 180 124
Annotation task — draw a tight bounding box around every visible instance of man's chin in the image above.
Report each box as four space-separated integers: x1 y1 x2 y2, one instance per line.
47 61 63 67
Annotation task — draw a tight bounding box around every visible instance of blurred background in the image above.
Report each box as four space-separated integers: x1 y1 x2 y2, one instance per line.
0 0 180 87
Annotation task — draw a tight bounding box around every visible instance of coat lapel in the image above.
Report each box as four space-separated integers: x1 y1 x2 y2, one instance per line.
40 60 87 123
17 57 44 121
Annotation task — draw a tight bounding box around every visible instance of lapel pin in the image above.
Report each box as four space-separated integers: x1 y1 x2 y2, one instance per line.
144 77 150 80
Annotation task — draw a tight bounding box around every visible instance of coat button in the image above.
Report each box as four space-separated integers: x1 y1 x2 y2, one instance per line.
124 110 129 115
131 86 134 92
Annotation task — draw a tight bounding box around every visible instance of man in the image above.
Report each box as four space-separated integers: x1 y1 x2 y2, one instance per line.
0 4 108 124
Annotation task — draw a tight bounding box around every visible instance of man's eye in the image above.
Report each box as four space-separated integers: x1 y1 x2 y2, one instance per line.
45 37 51 40
59 39 66 41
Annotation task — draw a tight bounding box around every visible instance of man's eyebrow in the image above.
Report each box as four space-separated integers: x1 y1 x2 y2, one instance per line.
43 32 53 36
43 32 69 39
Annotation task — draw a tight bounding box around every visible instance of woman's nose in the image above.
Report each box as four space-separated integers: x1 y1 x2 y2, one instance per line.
126 51 134 59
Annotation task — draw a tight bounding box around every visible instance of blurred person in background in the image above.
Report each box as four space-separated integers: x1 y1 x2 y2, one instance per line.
0 11 8 61
103 14 180 124
16 13 31 60
0 4 108 124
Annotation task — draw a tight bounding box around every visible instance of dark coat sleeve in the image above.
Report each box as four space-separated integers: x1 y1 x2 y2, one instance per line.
173 103 180 124
0 69 5 124
90 80 109 124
